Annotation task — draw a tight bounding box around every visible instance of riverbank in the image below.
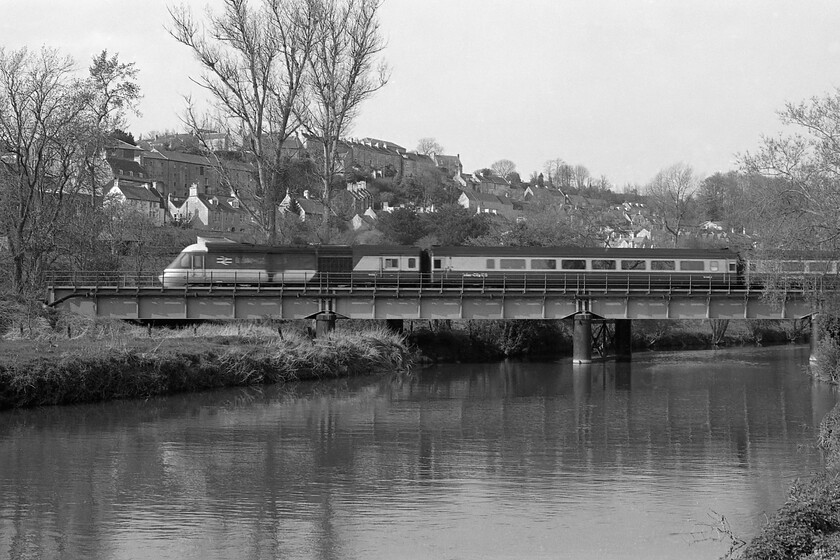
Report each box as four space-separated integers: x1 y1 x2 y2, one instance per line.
734 347 840 560
405 318 804 362
0 320 413 411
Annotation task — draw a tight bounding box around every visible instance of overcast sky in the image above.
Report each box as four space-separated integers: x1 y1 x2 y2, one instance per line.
3 0 840 187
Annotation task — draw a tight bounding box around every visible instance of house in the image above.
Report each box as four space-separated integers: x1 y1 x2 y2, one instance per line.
474 171 510 196
431 153 463 178
105 179 166 226
169 183 250 232
458 190 515 219
279 190 329 222
351 207 378 231
523 185 566 206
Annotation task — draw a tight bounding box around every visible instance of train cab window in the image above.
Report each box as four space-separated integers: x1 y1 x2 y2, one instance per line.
531 259 557 270
384 258 399 269
621 260 646 270
192 254 205 269
651 260 675 271
679 261 705 271
592 259 616 270
500 258 526 269
486 259 496 269
408 258 416 269
174 253 191 268
433 259 442 269
561 259 586 270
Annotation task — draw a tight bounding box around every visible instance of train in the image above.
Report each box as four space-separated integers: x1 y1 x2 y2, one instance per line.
159 238 784 290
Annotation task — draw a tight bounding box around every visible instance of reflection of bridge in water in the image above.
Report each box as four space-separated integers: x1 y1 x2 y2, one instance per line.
47 272 823 363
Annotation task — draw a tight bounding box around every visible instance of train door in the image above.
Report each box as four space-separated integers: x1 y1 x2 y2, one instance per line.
189 253 205 283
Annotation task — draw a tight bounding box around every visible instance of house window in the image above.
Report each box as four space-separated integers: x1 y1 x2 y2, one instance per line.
621 260 646 270
486 259 495 269
200 166 205 176
500 259 526 269
561 259 586 270
592 259 616 270
531 259 557 270
651 260 675 271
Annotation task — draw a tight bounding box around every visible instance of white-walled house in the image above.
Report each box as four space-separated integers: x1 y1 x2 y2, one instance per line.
105 178 166 226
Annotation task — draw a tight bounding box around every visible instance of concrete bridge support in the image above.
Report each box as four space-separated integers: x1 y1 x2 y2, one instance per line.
573 313 593 364
614 319 632 362
810 313 821 363
315 312 336 338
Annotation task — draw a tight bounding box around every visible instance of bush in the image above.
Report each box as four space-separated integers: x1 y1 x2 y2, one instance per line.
740 474 840 560
812 338 840 384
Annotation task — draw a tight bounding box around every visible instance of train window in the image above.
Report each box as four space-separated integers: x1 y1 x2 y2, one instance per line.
679 261 704 271
486 259 496 269
729 262 737 272
433 259 442 269
192 254 205 269
808 261 832 273
561 259 586 270
781 261 805 272
531 259 557 270
384 258 399 269
408 258 416 269
500 258 526 269
621 260 646 270
651 260 675 271
592 259 616 270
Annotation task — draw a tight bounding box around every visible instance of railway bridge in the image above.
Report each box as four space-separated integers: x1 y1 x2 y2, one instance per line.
47 271 824 364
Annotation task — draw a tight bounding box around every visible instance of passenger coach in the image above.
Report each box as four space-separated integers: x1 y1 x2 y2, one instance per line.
426 246 741 288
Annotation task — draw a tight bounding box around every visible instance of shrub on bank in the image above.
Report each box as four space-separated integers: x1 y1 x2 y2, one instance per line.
812 338 840 384
739 474 840 560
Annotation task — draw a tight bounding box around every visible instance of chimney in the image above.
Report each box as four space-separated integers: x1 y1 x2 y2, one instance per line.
189 183 199 197
303 189 310 199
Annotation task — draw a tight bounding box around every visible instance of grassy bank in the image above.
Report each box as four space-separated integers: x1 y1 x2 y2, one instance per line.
0 319 413 410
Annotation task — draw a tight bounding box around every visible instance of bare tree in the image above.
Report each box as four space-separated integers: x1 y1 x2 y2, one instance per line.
740 90 840 252
571 164 590 189
416 137 443 156
0 47 113 293
302 0 388 239
491 159 516 179
85 50 141 205
543 158 566 188
168 0 318 244
645 163 699 247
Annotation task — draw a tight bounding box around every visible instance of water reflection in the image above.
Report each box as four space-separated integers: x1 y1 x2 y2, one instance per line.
0 346 835 560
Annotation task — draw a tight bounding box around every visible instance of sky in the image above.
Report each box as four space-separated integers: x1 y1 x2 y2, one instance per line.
3 0 840 187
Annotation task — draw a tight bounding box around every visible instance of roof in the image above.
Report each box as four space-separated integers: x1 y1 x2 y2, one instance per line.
109 181 162 203
296 197 326 215
107 158 148 177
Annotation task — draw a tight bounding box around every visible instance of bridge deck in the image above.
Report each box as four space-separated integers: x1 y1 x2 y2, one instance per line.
47 272 818 321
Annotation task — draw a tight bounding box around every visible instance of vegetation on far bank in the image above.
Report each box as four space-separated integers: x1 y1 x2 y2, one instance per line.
0 318 412 411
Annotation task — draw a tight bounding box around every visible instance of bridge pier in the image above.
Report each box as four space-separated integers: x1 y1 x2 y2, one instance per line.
810 313 821 363
315 312 336 338
614 319 632 362
573 313 593 364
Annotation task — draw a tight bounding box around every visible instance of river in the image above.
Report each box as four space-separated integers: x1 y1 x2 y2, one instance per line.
0 345 835 560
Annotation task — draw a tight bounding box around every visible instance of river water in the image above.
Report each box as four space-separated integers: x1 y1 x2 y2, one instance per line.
0 345 836 560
